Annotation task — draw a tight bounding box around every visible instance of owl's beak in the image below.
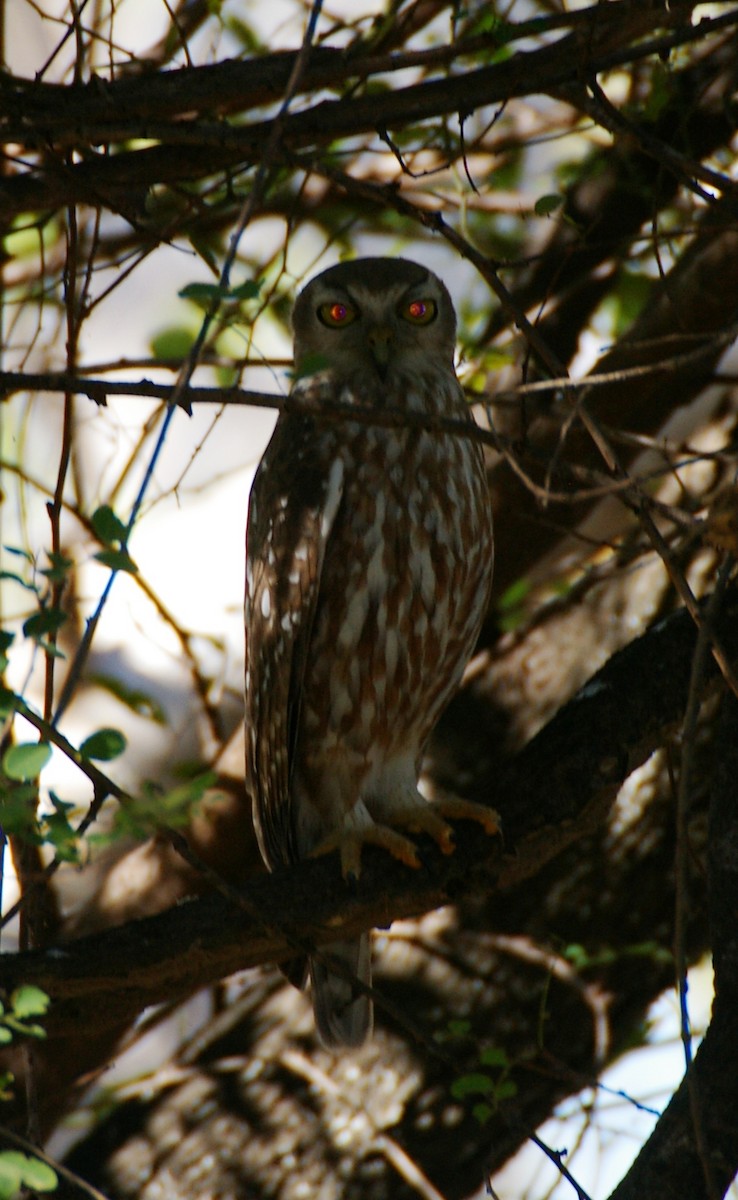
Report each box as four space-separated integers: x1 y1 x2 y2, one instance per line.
367 325 392 378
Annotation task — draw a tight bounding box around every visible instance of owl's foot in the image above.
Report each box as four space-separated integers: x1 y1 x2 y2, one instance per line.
310 795 500 880
310 801 421 879
428 791 501 840
381 790 500 858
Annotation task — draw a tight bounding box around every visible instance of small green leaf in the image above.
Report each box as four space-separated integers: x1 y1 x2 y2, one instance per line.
89 673 167 724
0 571 37 593
10 986 50 1020
0 1151 57 1197
230 279 261 301
0 687 16 717
0 1151 23 1199
18 1152 57 1190
534 192 564 217
40 551 74 582
446 1019 472 1038
3 742 52 781
179 281 225 305
451 1073 495 1099
472 1101 494 1125
480 1046 509 1068
22 608 67 641
80 727 127 762
563 942 588 967
0 630 15 652
17 1155 57 1192
42 797 81 863
150 326 196 360
498 577 530 612
91 505 127 546
94 548 138 574
2 545 33 562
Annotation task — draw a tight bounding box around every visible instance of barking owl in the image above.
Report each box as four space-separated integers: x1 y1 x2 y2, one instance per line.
245 257 496 1047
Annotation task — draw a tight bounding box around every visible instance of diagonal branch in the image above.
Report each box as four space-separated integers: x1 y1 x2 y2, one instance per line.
608 686 738 1200
2 587 738 1036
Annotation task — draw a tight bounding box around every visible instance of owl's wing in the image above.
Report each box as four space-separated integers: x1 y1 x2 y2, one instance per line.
245 412 344 869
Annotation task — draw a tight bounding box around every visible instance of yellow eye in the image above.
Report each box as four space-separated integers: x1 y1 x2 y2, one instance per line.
400 297 437 325
318 300 358 328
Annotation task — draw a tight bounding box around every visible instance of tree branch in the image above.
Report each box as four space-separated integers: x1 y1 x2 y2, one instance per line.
2 588 737 1036
608 686 738 1200
2 2 732 219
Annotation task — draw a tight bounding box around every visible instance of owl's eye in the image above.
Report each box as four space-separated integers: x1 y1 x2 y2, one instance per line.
400 298 437 325
318 300 358 328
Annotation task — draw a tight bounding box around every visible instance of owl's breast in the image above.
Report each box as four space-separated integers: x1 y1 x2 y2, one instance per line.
297 412 493 776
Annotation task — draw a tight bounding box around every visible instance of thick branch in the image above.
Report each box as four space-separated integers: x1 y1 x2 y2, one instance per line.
2 590 737 1035
1 3 730 218
608 689 738 1200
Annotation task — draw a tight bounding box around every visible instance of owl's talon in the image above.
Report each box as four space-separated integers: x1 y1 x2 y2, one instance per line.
431 794 501 839
309 810 422 879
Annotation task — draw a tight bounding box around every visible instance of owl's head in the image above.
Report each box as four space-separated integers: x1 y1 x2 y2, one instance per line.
291 258 457 383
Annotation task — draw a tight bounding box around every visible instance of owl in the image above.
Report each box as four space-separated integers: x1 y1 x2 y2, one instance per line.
245 257 496 1047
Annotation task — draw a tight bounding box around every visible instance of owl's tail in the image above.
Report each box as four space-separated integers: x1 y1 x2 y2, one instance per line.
310 934 372 1049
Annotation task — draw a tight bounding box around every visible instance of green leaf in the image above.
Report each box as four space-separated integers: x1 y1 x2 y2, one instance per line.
0 687 16 717
0 1151 57 1198
534 192 564 217
91 505 127 546
480 1046 509 1068
150 326 196 360
0 1151 23 1199
446 1018 472 1038
113 771 215 839
42 797 81 864
215 364 239 389
3 742 52 781
230 279 261 301
0 630 15 653
450 1073 495 1099
2 545 33 563
179 281 225 305
0 571 37 593
472 1101 494 1125
88 673 167 724
494 1079 518 1102
22 608 67 641
40 551 74 583
94 548 138 574
563 942 588 967
10 986 50 1020
18 1155 57 1192
80 727 127 762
